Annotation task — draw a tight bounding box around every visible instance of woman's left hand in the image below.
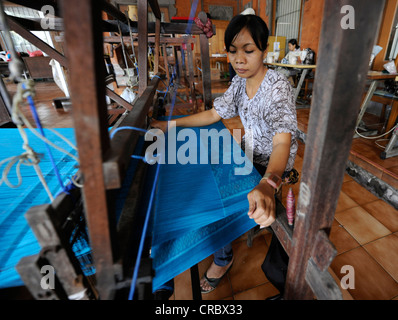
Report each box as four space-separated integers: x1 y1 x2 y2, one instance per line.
247 180 276 227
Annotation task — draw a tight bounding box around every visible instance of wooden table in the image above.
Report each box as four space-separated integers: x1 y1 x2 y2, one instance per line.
265 62 317 101
356 71 398 159
356 71 398 134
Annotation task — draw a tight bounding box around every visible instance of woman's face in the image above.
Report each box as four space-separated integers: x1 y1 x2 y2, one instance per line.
288 43 296 51
227 28 267 79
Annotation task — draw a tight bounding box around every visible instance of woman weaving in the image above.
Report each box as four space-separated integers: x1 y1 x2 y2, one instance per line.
152 14 298 297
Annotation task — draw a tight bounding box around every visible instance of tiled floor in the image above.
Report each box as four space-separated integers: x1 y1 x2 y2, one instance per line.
170 139 398 300
169 80 398 301
3 77 398 300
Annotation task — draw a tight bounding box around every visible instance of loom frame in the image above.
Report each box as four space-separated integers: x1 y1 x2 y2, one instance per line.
5 0 386 300
282 0 386 300
3 0 215 300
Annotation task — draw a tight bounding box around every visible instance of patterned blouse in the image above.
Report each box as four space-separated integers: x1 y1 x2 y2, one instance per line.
213 69 298 171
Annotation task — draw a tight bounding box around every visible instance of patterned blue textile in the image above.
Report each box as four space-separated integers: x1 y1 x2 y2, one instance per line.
0 123 261 295
151 120 260 291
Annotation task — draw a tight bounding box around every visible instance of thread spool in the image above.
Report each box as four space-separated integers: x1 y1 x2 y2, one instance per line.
286 187 295 227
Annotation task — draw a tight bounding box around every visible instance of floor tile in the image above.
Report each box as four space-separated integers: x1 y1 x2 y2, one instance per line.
331 247 398 300
335 191 359 213
173 268 194 300
228 236 269 294
362 200 398 232
363 234 398 282
329 219 360 254
342 173 353 182
334 206 391 245
340 180 379 205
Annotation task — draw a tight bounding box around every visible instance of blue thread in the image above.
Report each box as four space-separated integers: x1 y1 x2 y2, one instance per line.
152 75 168 88
110 126 160 163
110 126 149 139
185 0 199 34
131 155 146 162
126 19 180 298
22 83 69 195
128 87 178 300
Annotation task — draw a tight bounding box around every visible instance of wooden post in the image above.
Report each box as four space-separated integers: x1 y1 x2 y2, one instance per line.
284 0 385 299
138 0 148 96
198 11 212 110
154 18 160 75
62 0 116 300
0 77 14 127
186 40 198 113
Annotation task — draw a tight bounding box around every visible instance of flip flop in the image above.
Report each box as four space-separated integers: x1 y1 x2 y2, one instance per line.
201 262 234 294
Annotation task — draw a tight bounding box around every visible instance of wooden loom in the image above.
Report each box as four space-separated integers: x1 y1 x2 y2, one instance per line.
2 0 387 300
2 0 216 300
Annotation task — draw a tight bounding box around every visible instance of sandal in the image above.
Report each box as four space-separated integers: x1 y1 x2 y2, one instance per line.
200 262 233 294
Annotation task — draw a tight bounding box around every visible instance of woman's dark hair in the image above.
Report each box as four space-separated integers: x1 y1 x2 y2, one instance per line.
225 14 269 52
288 39 300 49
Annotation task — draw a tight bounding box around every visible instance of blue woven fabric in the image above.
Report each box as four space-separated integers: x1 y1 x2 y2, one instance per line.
0 123 261 294
150 120 260 291
0 128 81 288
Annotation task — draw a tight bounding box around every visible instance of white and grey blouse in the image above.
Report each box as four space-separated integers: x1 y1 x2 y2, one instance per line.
213 69 298 171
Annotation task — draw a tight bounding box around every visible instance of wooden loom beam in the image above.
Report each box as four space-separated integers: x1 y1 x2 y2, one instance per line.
138 0 148 96
198 11 212 110
104 9 214 110
8 0 216 299
58 0 163 298
4 4 212 110
104 35 198 111
17 188 98 300
104 75 161 190
6 15 68 67
281 0 386 300
0 77 14 127
62 0 116 300
148 0 162 20
4 14 135 114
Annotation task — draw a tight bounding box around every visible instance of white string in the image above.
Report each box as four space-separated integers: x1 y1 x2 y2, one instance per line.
11 81 78 160
375 138 390 149
117 20 137 88
1 80 82 201
355 123 398 140
0 154 34 188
